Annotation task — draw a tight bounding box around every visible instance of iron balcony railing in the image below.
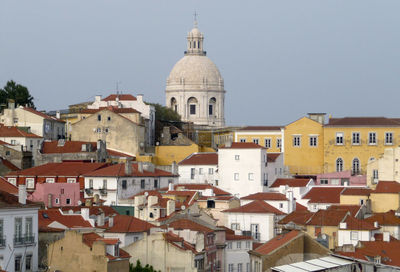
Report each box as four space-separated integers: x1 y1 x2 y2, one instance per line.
0 236 5 247
14 234 35 246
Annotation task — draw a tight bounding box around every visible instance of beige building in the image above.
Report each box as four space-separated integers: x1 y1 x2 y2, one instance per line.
70 108 145 156
47 231 130 272
367 147 400 188
124 231 201 272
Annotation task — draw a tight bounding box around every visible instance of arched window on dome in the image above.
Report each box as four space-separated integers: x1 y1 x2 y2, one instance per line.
188 97 198 116
170 97 178 113
209 97 216 116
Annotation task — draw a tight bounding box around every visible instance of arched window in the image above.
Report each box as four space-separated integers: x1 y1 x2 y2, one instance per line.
188 97 198 115
352 158 360 175
170 97 177 112
336 158 343 172
209 97 216 116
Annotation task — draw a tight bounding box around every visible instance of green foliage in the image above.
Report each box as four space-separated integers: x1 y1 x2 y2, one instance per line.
0 80 35 108
148 103 182 143
129 260 160 272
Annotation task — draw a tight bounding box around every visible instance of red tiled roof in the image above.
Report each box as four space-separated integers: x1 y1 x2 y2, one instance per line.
326 205 362 217
327 117 400 127
364 210 400 226
241 192 288 201
336 240 400 266
267 153 281 163
80 107 140 114
42 141 96 154
163 232 198 253
340 216 379 231
0 125 42 138
219 142 265 149
223 200 285 215
0 189 38 208
167 219 214 233
341 188 372 196
0 177 18 195
60 206 117 217
239 126 282 131
174 184 231 196
82 232 131 260
106 149 135 158
302 187 345 204
84 163 176 177
6 162 108 177
374 181 400 193
253 230 301 255
179 153 218 166
270 178 311 188
39 209 93 229
0 158 20 172
306 209 349 226
197 195 236 201
278 210 314 225
296 202 308 211
102 94 137 101
23 107 64 122
104 215 154 233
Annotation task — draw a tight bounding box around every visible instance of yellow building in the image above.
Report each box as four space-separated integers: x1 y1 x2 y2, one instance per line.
339 188 372 206
234 126 283 153
366 147 400 188
284 115 324 175
369 181 400 213
323 117 400 175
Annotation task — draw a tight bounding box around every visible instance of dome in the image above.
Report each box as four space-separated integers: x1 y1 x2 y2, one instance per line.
166 55 224 91
189 27 201 36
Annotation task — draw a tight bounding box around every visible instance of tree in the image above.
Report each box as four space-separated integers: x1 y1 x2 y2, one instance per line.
148 103 182 143
0 80 35 108
129 260 160 272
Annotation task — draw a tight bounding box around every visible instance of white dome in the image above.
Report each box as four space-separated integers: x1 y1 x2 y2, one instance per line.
189 27 201 36
166 55 224 91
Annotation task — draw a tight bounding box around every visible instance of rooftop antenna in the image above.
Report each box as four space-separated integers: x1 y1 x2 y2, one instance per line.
193 11 198 28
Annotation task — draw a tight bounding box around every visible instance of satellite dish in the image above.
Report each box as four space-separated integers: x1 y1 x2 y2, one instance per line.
181 205 186 210
322 234 327 240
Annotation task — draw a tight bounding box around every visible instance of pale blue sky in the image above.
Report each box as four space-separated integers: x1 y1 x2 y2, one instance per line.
1 0 399 126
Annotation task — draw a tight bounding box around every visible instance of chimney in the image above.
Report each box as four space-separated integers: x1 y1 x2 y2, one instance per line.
95 95 102 102
147 195 158 208
287 191 295 213
374 221 379 228
56 110 61 119
383 232 390 242
125 162 132 176
97 211 105 226
138 162 143 173
109 216 114 228
81 207 90 221
167 200 175 216
171 161 178 175
47 194 53 208
18 185 26 205
136 94 143 103
8 99 15 109
168 183 174 191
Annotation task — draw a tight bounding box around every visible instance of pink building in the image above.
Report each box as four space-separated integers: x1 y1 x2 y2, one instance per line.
316 170 366 186
28 182 81 207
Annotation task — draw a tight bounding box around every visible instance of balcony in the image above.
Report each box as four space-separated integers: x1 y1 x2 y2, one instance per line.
14 234 35 247
100 188 108 195
0 236 5 247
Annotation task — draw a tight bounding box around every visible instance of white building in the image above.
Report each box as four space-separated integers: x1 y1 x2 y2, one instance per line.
0 103 65 140
83 162 178 206
0 186 40 272
0 125 43 154
165 20 225 128
265 153 289 186
218 142 268 198
337 216 380 247
88 93 155 146
178 152 218 185
225 231 252 272
269 178 314 203
240 192 294 215
222 200 285 242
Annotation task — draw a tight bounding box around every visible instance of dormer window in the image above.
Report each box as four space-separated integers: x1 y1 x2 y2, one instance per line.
114 244 119 257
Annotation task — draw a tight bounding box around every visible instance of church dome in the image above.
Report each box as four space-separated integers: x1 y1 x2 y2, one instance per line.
166 55 224 91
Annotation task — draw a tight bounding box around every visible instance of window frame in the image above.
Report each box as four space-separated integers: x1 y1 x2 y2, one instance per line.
368 132 377 145
264 138 271 149
336 132 344 145
292 135 301 147
309 135 318 147
352 132 360 145
385 132 393 145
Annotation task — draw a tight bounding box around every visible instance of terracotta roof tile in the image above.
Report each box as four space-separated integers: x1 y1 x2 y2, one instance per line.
0 125 42 138
341 188 372 196
270 178 311 188
163 232 198 253
102 94 137 101
219 142 265 149
327 117 400 127
267 153 281 163
327 205 362 217
241 192 288 201
60 206 117 217
42 141 96 154
223 200 285 215
340 216 379 231
104 215 154 233
278 210 314 225
167 219 214 233
80 107 140 114
306 209 349 226
0 189 38 208
0 158 19 172
0 177 18 195
302 187 345 204
364 210 400 226
173 184 231 196
239 126 282 131
23 107 64 122
39 209 93 229
179 153 218 165
296 202 308 211
84 163 176 177
253 230 301 255
373 181 400 193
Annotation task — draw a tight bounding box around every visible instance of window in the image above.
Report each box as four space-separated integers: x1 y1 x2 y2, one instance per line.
122 180 127 189
228 264 234 272
96 127 101 133
279 203 283 209
247 263 250 272
67 178 76 183
315 226 321 236
141 179 145 189
238 263 243 272
60 188 64 194
373 169 379 182
227 242 232 249
351 231 358 240
369 132 376 144
207 200 215 208
352 158 360 175
352 132 360 145
276 138 281 149
248 173 254 181
360 199 364 205
103 179 107 189
237 241 242 249
5 151 10 156
320 179 328 185
336 158 343 172
331 179 340 185
107 116 111 121
15 255 22 272
240 138 246 143
26 254 32 271
336 132 344 145
66 198 71 205
26 178 34 189
15 218 22 239
46 178 55 183
89 179 93 189
234 173 239 181
209 105 213 115
55 198 60 204
385 132 393 145
190 104 196 115
293 136 301 147
253 138 259 145
264 138 271 148
235 155 240 160
190 168 195 179
246 241 251 249
97 114 101 121
11 140 16 145
208 168 214 174
154 179 158 188
8 178 16 186
231 223 240 230
309 136 317 147
199 168 203 175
